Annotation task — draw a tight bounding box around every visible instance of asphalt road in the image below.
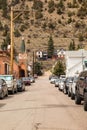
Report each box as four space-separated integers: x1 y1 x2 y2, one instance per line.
0 74 87 130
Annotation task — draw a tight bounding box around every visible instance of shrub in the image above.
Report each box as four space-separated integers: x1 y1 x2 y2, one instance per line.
35 11 43 19
33 0 43 10
79 33 84 42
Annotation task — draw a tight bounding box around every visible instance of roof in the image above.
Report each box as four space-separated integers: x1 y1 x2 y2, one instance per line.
65 49 87 58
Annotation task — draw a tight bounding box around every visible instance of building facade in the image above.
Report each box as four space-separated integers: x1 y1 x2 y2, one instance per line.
65 49 87 77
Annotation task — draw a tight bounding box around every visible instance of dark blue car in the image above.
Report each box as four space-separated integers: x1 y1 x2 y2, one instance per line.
17 79 25 91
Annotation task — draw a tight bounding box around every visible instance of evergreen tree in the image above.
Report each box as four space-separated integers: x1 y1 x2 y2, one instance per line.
77 44 81 49
34 62 43 76
68 40 75 50
20 38 25 53
2 0 8 18
1 39 8 50
47 35 54 58
1 34 10 50
6 33 10 45
53 60 65 76
72 39 75 50
68 41 73 50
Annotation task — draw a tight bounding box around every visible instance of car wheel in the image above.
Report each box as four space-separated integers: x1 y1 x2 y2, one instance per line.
63 87 67 94
75 90 81 104
84 92 87 111
68 89 71 97
71 90 75 100
12 88 14 94
55 85 57 87
23 85 25 91
58 86 60 91
6 90 8 97
0 91 4 99
15 87 18 93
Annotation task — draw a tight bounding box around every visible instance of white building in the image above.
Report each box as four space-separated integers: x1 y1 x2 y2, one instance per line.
57 49 65 58
36 51 43 59
65 49 87 77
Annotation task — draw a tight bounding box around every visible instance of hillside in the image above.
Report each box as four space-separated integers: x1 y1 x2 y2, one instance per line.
0 0 87 55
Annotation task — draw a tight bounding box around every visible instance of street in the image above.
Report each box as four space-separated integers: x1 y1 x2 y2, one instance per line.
0 74 87 130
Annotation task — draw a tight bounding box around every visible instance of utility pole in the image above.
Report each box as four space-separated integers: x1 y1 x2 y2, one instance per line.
10 6 14 74
33 51 35 76
82 49 84 71
10 7 29 75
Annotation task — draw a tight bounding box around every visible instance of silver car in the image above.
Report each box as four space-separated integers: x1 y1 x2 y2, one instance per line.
55 79 60 87
68 76 78 99
58 78 65 91
0 79 8 99
50 76 58 84
0 75 17 94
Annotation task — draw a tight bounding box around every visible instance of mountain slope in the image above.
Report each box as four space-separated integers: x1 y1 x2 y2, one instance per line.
0 0 87 54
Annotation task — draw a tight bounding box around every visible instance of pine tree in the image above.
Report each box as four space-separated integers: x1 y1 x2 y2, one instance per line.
34 62 43 76
47 35 54 58
72 39 75 50
1 39 7 50
68 40 75 50
2 0 8 18
68 42 73 50
53 60 65 76
20 38 25 53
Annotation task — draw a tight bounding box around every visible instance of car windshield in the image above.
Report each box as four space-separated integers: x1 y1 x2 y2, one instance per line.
23 77 29 80
52 77 58 79
0 75 13 81
17 79 21 83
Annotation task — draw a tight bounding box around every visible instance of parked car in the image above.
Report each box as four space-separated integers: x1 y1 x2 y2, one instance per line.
34 74 38 78
55 79 60 87
22 77 31 86
0 75 17 94
49 74 56 80
50 76 58 84
75 71 87 111
0 79 8 99
17 79 25 92
63 77 73 94
58 78 65 91
68 76 78 99
29 76 35 83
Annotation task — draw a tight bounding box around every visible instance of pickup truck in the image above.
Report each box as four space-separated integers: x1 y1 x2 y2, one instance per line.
75 71 87 111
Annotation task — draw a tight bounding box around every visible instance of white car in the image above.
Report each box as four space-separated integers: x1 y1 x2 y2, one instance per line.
55 79 60 87
68 77 78 99
58 79 65 91
50 76 58 84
